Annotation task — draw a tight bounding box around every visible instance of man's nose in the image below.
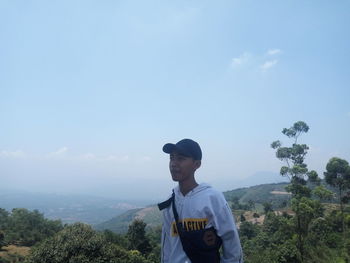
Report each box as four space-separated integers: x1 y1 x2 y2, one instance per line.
170 160 178 167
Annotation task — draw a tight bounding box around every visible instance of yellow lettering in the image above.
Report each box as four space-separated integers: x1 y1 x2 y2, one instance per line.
188 221 193 231
171 218 208 236
183 221 188 231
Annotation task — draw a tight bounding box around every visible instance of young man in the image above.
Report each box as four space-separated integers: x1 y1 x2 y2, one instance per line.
158 138 243 263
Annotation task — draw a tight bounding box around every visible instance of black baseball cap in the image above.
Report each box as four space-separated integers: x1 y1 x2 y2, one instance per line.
162 139 202 160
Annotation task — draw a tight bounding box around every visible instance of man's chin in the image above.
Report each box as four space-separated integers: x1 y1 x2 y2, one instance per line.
171 176 180 182
171 174 181 182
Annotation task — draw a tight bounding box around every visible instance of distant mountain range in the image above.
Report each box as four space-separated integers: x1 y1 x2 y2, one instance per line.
0 189 145 225
220 171 289 190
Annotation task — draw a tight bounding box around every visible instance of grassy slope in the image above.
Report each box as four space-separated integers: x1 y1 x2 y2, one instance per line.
223 182 290 203
0 245 30 263
94 206 162 234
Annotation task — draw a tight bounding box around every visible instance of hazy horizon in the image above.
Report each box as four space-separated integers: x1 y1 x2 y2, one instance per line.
0 170 288 202
1 1 349 201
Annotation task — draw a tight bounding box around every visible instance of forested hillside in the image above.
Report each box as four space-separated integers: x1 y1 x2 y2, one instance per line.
1 179 349 263
1 180 350 263
95 206 162 234
0 209 160 263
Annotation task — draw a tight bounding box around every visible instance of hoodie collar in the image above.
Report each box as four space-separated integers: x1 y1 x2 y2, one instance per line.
174 183 211 198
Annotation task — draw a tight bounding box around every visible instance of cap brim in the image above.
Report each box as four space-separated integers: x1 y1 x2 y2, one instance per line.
162 143 176 154
163 143 192 157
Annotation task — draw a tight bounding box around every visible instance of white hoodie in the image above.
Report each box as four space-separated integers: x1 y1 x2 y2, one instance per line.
161 183 243 263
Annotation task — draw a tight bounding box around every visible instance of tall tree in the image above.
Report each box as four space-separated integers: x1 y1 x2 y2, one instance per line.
127 219 152 256
324 157 350 232
248 199 256 212
271 121 320 262
0 208 9 250
0 230 4 251
263 202 273 214
312 185 334 202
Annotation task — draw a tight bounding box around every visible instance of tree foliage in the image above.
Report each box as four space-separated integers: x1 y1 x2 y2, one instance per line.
240 207 350 263
324 157 350 214
231 196 251 210
0 230 4 251
0 207 161 263
25 223 153 263
126 219 152 256
271 121 322 262
0 208 8 250
235 121 350 263
263 202 273 214
0 208 62 247
312 185 334 201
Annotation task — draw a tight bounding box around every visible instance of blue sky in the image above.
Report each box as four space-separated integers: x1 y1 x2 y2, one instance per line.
1 0 349 201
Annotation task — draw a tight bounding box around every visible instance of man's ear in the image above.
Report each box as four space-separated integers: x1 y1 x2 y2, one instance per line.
194 160 201 170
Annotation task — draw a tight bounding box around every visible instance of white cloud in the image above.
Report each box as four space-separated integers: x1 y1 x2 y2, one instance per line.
260 59 278 71
231 52 251 67
50 147 68 155
105 155 119 161
267 49 282 55
120 155 130 162
45 147 69 159
231 50 281 72
81 153 96 160
0 150 25 158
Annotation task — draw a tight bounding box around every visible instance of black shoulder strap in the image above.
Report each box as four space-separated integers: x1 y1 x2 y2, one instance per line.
171 191 184 237
157 191 175 211
171 190 179 222
158 191 183 235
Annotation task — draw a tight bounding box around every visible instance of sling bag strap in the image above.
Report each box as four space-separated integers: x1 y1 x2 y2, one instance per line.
157 190 185 235
170 190 184 236
157 194 173 211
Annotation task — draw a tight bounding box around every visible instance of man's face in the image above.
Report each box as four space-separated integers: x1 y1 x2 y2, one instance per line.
169 151 201 182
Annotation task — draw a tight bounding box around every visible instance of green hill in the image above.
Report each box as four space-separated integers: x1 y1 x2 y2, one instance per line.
94 205 162 234
224 182 290 206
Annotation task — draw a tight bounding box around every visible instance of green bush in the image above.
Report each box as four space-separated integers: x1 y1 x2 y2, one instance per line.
2 208 62 246
25 223 154 263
